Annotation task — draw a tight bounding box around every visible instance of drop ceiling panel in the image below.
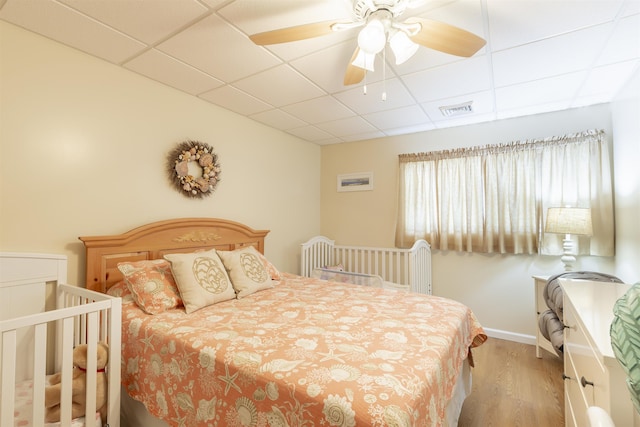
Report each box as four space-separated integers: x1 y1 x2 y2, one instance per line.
1 0 638 145
281 96 355 124
402 55 491 102
157 14 281 82
233 65 326 107
486 0 624 51
492 23 613 88
0 0 146 63
199 85 272 116
362 105 431 130
574 60 640 105
334 78 416 114
596 13 640 66
250 109 308 130
124 49 224 95
495 71 587 112
315 116 377 136
57 0 209 44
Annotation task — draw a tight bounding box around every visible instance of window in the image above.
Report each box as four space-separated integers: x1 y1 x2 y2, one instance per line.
395 129 614 256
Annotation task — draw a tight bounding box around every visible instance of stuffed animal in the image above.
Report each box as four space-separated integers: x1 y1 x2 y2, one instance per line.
44 342 109 423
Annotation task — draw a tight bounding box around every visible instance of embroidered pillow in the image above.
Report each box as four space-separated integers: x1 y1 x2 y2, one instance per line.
117 260 182 314
257 251 282 281
106 280 134 303
217 246 274 298
164 249 235 313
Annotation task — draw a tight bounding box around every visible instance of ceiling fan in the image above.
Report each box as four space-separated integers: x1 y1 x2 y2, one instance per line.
249 0 486 86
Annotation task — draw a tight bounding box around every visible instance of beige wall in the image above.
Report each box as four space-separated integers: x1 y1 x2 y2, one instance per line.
0 22 321 284
612 69 640 281
321 103 636 340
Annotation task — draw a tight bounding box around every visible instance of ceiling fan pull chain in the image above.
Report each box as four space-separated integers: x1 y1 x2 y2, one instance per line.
382 47 387 101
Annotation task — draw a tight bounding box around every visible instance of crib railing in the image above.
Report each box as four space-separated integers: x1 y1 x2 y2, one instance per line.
301 236 432 294
0 284 121 427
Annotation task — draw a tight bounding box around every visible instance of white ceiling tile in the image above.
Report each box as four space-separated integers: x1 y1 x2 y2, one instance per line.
124 49 223 95
58 0 209 44
157 14 281 82
384 122 436 136
233 65 326 107
495 71 587 111
250 109 308 130
492 23 613 88
334 78 416 114
316 116 377 136
340 130 386 141
286 125 335 142
363 105 430 129
2 0 639 144
596 13 640 66
199 85 272 116
282 96 355 124
487 0 625 51
290 39 363 93
0 0 146 63
402 55 491 102
575 60 640 104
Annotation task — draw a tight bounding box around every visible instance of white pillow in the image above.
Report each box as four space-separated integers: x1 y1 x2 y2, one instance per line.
164 249 235 313
217 246 273 298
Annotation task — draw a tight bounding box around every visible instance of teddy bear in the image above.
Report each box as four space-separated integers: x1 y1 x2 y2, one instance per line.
44 342 109 423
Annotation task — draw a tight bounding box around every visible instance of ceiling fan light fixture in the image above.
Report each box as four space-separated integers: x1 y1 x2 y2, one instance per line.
389 30 419 65
352 49 376 72
357 19 386 54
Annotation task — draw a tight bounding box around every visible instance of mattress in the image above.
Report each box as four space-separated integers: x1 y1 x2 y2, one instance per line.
112 273 486 426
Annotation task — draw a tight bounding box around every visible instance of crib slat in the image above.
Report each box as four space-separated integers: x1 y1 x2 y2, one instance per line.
1 330 17 427
85 311 99 427
60 316 74 427
32 323 47 427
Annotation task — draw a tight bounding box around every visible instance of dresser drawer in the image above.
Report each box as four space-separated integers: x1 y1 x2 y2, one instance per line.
564 349 588 427
564 299 607 408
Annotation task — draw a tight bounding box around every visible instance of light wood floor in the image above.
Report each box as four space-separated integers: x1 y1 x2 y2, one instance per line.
458 338 565 427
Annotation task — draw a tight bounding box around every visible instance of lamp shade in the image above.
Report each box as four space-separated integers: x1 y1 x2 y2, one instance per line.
352 49 376 71
389 30 419 65
357 19 386 54
545 207 593 236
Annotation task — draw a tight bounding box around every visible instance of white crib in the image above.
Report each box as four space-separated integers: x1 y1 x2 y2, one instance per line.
0 252 121 427
300 236 432 294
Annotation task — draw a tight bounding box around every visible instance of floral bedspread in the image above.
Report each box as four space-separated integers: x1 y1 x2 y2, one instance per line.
113 274 486 426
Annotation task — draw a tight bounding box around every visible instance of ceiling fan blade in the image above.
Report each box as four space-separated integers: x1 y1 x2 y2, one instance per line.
406 17 486 57
249 20 340 45
344 47 366 85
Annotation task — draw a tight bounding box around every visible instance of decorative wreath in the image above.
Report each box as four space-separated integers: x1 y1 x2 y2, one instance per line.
168 140 221 199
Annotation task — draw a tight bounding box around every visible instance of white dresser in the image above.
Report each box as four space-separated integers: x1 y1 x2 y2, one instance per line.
561 279 639 427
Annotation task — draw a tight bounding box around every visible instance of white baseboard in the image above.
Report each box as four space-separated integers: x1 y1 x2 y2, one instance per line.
483 328 536 346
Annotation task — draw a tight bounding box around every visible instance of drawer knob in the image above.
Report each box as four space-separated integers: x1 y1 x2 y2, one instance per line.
581 376 594 387
562 374 572 380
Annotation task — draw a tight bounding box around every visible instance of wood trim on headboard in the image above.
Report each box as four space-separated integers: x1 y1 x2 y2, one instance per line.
79 218 269 293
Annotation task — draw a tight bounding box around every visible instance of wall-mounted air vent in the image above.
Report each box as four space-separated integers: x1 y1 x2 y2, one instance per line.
439 101 474 117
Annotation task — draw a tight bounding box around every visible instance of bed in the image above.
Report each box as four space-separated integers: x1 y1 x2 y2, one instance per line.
79 218 486 426
301 236 432 294
0 252 121 427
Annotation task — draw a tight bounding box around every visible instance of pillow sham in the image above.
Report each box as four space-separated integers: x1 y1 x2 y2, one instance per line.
106 280 133 301
257 251 282 281
164 249 235 313
117 259 182 314
217 246 274 298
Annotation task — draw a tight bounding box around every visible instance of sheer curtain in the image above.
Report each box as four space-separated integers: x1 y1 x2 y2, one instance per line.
395 129 614 256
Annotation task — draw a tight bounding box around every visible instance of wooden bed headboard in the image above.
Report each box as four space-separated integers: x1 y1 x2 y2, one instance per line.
79 218 269 293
